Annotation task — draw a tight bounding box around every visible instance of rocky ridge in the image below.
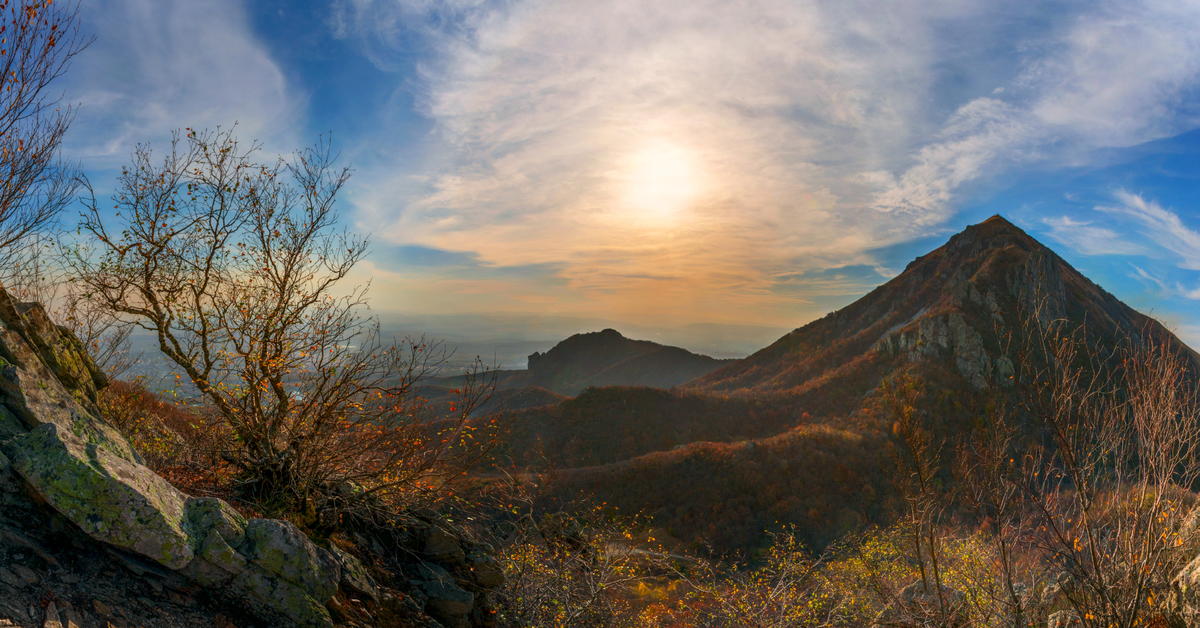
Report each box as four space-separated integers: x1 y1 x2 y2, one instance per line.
0 284 501 628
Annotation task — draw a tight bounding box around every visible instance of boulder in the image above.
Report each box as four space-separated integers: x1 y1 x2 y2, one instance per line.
228 567 335 628
872 580 966 628
240 519 340 602
1047 610 1081 628
5 422 194 569
329 544 379 602
464 547 504 588
423 525 467 563
414 563 474 628
1171 553 1200 626
0 286 109 433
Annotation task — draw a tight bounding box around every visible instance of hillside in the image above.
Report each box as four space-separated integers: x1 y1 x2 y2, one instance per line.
488 216 1200 554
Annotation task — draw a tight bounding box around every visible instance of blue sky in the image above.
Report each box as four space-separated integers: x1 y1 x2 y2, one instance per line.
60 0 1200 348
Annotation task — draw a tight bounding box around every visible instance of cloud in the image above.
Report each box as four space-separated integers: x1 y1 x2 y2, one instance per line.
1098 190 1200 271
1130 264 1170 293
867 0 1200 224
64 0 300 163
1027 0 1200 147
1041 215 1147 257
333 0 1200 323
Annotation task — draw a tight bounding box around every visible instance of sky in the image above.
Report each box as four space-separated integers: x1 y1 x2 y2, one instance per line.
60 0 1200 352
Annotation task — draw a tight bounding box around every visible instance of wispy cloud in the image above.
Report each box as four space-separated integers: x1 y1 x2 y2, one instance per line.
64 0 301 163
1098 190 1200 271
1041 215 1147 256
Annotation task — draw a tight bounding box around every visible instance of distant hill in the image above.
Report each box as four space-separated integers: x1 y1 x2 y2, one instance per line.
480 216 1200 555
416 329 731 414
526 328 734 395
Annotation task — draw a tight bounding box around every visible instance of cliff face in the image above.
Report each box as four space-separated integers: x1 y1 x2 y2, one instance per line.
0 284 501 628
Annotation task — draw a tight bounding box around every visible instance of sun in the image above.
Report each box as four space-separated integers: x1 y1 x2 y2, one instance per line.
616 141 703 226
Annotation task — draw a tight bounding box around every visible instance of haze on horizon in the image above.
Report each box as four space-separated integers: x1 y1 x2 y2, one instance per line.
64 0 1200 351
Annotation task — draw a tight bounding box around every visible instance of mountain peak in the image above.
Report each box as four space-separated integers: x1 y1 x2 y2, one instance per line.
691 214 1199 394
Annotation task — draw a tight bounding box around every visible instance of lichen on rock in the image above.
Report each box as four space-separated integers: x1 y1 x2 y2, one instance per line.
5 421 195 569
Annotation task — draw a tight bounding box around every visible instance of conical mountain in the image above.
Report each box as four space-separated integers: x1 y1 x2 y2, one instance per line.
690 215 1199 395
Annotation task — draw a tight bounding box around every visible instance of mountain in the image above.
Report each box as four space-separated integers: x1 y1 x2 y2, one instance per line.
525 328 735 395
417 329 733 415
692 215 1198 395
487 216 1200 554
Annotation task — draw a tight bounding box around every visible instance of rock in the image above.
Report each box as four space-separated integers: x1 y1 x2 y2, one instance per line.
184 498 247 548
229 568 334 628
0 528 60 567
0 284 505 628
5 422 194 569
419 581 473 627
42 601 62 628
995 356 1015 385
1042 572 1073 609
949 312 992 389
464 548 504 588
423 526 466 564
240 519 339 602
328 545 378 602
1047 610 1081 628
1172 553 1200 626
198 518 343 627
0 287 114 443
179 540 241 587
872 580 965 628
412 562 474 626
10 565 36 585
6 300 108 409
876 312 995 388
0 567 23 588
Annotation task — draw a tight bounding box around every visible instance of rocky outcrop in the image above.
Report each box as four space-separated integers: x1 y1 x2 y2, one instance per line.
0 283 501 627
875 312 1001 389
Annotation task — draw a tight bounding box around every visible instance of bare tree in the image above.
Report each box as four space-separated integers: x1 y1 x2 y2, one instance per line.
954 399 1040 628
881 370 958 627
0 0 89 271
71 127 495 509
1011 309 1200 628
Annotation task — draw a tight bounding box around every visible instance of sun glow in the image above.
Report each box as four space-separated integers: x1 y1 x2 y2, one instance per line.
616 141 703 225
